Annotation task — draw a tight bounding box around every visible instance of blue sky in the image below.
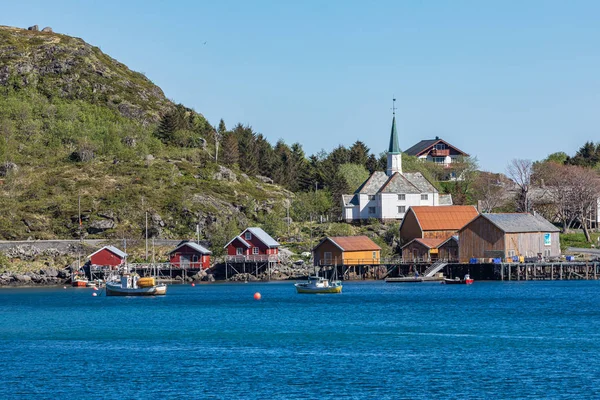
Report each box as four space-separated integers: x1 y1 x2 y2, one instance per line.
3 0 599 172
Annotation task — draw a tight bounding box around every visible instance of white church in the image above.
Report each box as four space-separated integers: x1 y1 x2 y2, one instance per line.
342 110 452 222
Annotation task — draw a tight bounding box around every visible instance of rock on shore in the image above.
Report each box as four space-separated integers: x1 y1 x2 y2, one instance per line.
0 268 69 286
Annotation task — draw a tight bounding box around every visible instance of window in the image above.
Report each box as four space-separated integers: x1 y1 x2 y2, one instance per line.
433 157 445 164
398 206 406 213
324 252 332 263
372 251 377 259
245 231 252 240
192 255 198 262
435 143 445 150
236 248 244 255
368 195 375 201
253 247 259 255
398 194 405 201
421 194 428 201
368 207 376 214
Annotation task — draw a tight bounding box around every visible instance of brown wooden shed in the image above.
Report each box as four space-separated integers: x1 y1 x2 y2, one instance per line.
401 238 445 262
458 213 561 263
313 236 381 266
399 205 479 245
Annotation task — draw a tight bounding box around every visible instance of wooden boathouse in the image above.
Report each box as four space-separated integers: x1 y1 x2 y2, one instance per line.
458 213 561 263
399 205 478 245
169 241 212 270
88 245 127 268
313 236 381 266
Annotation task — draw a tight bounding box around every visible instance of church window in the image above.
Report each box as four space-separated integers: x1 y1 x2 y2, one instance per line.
398 194 405 201
421 194 429 201
398 206 406 213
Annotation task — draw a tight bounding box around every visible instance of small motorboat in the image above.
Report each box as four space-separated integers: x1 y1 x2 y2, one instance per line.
385 275 423 283
106 275 167 296
442 274 474 285
295 276 342 294
72 275 89 287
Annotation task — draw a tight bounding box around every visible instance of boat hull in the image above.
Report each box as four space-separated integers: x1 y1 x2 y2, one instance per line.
295 284 342 294
443 279 474 285
106 283 167 296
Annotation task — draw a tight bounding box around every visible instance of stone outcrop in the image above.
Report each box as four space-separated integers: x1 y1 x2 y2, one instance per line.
87 219 115 234
41 27 53 33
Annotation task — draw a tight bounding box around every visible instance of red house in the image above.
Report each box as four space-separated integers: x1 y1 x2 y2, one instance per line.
88 245 127 267
224 227 280 260
169 241 212 270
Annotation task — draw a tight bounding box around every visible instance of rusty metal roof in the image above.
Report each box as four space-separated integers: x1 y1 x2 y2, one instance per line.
319 236 382 252
410 205 479 231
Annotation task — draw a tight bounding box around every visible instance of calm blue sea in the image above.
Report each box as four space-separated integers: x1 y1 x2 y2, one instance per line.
1 281 599 399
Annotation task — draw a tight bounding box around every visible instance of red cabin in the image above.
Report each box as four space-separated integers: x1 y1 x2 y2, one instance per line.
169 241 212 270
88 245 127 267
225 227 280 259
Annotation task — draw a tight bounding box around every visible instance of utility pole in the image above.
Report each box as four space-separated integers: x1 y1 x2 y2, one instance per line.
145 211 148 261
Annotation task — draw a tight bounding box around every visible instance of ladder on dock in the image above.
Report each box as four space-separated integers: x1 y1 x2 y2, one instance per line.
423 260 448 277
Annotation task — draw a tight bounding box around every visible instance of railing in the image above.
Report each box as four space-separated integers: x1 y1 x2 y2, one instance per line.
431 149 450 157
226 255 280 263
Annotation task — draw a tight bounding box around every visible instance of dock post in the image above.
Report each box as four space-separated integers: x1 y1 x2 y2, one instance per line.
508 264 511 281
560 264 563 280
551 264 554 280
586 263 589 280
595 262 597 280
525 264 528 281
501 263 504 281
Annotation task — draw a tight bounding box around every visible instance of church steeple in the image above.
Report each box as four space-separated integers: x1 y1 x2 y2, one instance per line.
386 98 402 176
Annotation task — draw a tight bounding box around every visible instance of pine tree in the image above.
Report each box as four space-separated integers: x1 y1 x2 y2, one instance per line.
349 140 370 166
221 132 239 166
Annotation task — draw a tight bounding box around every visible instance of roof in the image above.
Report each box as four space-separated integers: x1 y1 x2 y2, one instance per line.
388 116 400 154
403 172 438 193
404 138 469 157
404 139 439 157
316 236 381 252
438 235 459 247
169 241 211 255
355 171 389 195
223 236 251 249
378 172 421 194
401 237 446 249
407 205 479 231
481 213 560 233
342 194 359 207
246 227 280 248
88 245 127 259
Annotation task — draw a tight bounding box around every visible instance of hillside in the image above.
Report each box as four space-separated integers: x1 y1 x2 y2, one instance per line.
0 26 294 252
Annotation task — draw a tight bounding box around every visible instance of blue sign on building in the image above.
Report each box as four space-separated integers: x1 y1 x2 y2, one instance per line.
544 233 551 246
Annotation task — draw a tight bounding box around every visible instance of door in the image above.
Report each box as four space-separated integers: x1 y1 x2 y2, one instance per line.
180 255 190 269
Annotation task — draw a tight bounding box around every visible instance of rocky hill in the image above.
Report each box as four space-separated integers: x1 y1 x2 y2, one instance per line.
0 25 171 124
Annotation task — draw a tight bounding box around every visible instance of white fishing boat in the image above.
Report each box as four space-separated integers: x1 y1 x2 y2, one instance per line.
295 276 342 294
106 274 167 296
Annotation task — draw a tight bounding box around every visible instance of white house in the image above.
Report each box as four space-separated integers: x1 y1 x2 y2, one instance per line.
342 111 452 222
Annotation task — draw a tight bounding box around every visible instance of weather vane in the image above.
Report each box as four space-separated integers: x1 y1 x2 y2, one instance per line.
391 97 397 116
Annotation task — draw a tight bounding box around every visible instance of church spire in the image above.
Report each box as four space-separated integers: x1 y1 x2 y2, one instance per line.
386 97 402 176
388 98 400 154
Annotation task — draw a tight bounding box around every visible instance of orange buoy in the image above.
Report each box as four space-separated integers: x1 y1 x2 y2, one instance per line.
191 283 195 287
92 293 97 297
253 292 261 300
93 287 98 291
